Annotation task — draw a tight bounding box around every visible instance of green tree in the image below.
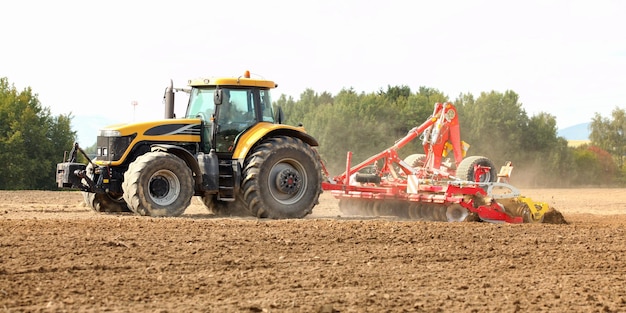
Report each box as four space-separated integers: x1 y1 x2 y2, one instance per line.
568 145 617 186
590 107 626 169
519 113 573 186
456 90 529 166
0 77 76 189
275 86 620 187
455 91 580 186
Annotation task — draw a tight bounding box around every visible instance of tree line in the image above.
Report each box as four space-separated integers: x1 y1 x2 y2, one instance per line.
0 77 75 189
277 86 626 187
1 76 624 189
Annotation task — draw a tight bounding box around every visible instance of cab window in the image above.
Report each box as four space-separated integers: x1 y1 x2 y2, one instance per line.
185 88 215 122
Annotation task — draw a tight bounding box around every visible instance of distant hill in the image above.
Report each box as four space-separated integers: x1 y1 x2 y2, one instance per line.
558 122 590 141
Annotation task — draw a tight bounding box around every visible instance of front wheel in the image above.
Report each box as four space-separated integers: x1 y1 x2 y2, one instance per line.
83 192 130 213
82 162 130 213
241 136 322 219
122 152 194 217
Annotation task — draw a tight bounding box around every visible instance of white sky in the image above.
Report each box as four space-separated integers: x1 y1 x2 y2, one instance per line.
2 0 625 135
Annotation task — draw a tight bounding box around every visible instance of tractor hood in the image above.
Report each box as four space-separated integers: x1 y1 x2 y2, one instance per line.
94 118 202 166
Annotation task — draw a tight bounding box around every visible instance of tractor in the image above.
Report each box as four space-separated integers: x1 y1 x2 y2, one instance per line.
57 71 322 218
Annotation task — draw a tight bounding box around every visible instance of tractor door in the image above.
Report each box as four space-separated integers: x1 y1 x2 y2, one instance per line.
185 87 216 153
214 88 258 152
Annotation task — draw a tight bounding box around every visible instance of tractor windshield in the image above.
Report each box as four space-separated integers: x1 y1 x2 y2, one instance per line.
185 87 216 122
185 87 273 123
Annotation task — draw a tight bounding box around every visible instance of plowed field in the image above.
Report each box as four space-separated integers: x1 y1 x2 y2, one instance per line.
1 189 626 312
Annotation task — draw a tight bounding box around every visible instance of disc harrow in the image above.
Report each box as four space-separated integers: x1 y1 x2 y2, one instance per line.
321 102 553 224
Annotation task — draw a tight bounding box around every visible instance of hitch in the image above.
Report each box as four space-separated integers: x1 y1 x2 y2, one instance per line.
56 142 97 190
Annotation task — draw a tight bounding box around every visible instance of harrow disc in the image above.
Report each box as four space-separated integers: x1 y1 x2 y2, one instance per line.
338 198 359 215
421 204 439 221
389 201 410 219
445 204 469 222
337 198 474 223
407 203 421 219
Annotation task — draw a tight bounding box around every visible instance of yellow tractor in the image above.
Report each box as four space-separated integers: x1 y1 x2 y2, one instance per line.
57 71 322 218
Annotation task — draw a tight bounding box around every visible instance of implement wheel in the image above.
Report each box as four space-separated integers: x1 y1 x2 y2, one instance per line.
456 156 497 183
404 154 426 168
82 162 130 213
122 152 194 217
242 136 322 219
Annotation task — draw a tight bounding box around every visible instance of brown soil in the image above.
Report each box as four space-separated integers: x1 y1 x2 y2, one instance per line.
1 188 626 312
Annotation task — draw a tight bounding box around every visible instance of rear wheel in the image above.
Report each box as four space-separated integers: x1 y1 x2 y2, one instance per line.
241 136 322 219
82 162 130 213
122 152 194 217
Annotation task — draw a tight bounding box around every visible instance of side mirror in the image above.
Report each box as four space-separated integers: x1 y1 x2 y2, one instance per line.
214 89 223 105
274 106 285 124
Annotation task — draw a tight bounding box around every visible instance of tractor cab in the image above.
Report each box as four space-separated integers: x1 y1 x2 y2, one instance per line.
183 71 277 153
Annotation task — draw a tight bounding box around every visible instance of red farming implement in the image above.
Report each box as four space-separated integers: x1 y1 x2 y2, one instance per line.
321 102 549 224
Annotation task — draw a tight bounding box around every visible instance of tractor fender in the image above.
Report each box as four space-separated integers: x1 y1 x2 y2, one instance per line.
150 144 202 186
232 123 319 160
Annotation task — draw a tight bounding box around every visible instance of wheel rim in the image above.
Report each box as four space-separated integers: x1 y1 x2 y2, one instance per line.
268 158 307 205
474 164 492 182
148 169 181 206
478 172 491 183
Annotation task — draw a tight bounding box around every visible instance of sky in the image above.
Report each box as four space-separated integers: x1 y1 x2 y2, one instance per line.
2 0 625 145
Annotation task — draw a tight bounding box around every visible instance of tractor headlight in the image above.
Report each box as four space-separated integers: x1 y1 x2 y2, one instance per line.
99 129 121 137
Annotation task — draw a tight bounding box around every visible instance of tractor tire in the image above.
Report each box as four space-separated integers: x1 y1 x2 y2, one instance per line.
198 193 252 217
456 156 497 183
82 162 130 213
122 152 194 217
83 192 130 213
403 153 426 168
241 136 322 219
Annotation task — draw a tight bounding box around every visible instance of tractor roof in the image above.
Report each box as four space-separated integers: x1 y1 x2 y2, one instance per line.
188 71 276 89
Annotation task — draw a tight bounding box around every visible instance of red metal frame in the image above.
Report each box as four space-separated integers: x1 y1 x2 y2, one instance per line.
320 102 522 224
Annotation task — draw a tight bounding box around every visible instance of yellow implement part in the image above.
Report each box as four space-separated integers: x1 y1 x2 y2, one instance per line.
517 196 550 223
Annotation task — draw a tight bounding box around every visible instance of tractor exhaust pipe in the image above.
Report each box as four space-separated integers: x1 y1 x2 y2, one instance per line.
164 79 175 119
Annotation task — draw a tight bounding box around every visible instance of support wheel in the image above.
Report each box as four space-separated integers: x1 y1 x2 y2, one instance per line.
403 154 426 168
82 162 130 213
122 152 194 217
241 136 322 219
456 156 497 183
